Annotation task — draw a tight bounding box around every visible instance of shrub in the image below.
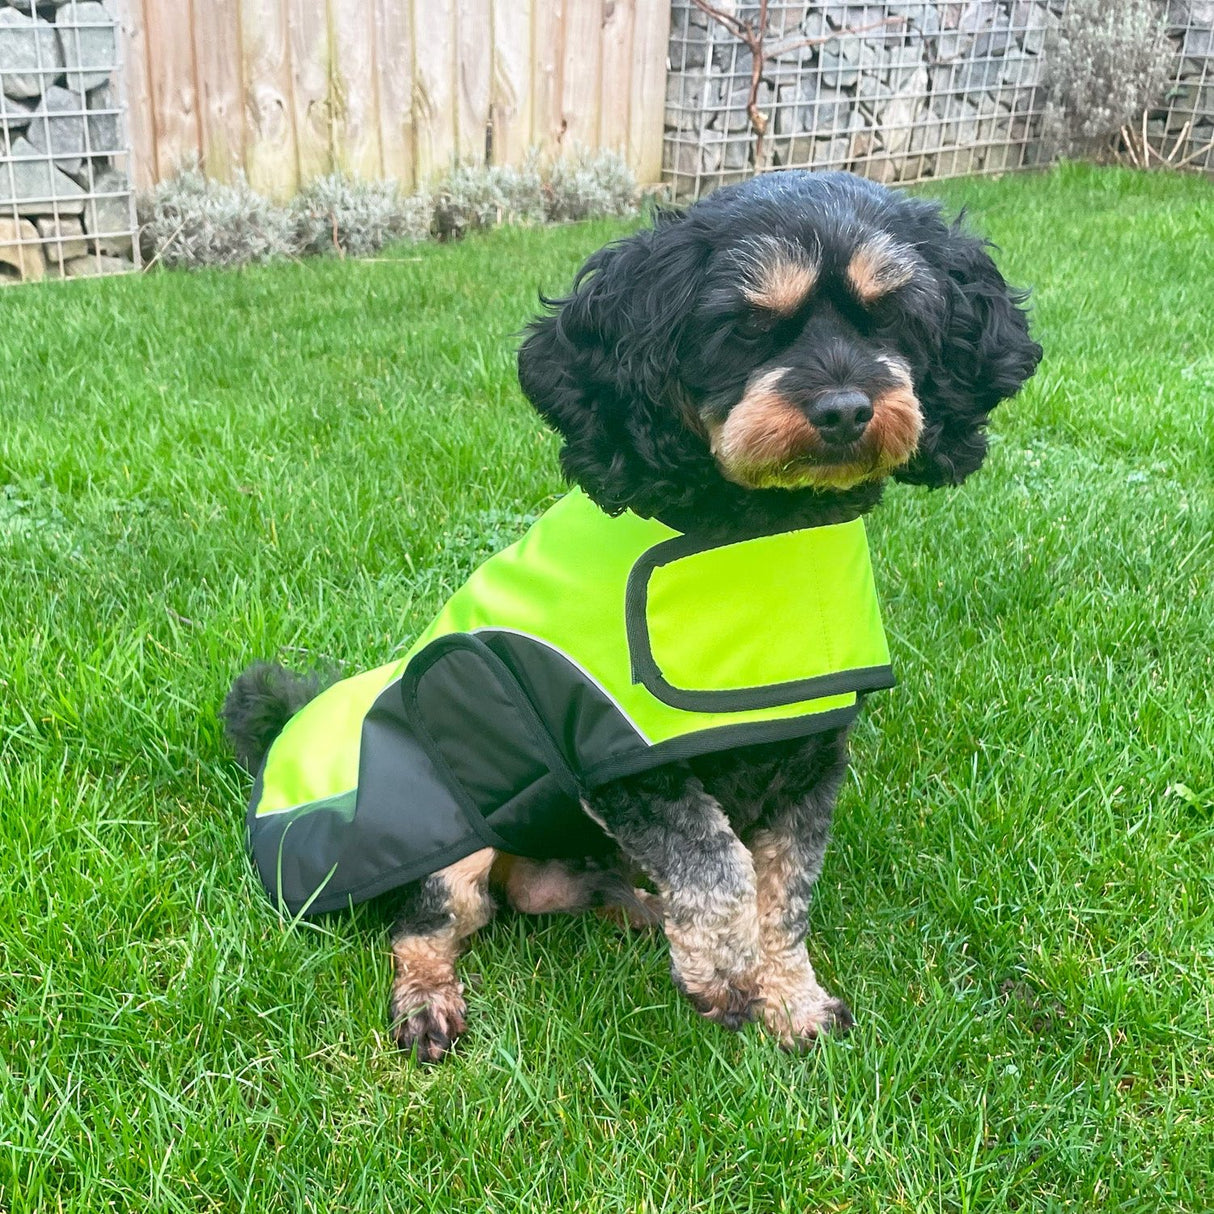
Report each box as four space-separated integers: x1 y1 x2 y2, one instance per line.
430 158 547 240
291 173 431 258
1041 0 1175 158
543 148 637 222
136 169 299 270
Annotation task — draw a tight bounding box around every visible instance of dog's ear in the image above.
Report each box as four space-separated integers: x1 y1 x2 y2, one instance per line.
895 216 1042 488
517 213 712 515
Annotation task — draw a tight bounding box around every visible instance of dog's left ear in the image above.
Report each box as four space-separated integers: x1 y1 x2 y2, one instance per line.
896 217 1042 488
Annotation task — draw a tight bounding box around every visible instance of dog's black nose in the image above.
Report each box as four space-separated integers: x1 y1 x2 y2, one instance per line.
808 391 873 445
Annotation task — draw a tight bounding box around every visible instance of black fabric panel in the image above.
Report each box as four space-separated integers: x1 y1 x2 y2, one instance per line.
484 770 614 860
479 630 650 779
403 634 619 862
248 679 489 916
407 640 561 811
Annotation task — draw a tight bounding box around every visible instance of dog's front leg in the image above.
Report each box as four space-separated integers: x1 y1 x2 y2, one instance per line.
749 771 854 1048
582 765 761 1029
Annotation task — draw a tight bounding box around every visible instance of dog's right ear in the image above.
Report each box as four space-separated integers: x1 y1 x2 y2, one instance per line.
517 212 712 517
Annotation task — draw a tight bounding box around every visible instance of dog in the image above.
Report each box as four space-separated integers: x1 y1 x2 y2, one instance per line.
223 170 1041 1062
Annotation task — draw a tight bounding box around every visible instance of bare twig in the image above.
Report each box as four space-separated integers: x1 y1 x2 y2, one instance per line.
688 0 904 170
1166 117 1193 163
1171 134 1214 170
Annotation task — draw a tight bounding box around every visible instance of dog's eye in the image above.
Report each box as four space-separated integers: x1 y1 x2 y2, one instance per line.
734 312 776 341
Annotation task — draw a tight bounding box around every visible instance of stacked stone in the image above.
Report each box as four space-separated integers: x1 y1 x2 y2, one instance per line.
1152 0 1214 168
664 0 1060 197
0 0 134 282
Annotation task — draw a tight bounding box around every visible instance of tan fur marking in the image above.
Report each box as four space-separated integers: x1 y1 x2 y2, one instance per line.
741 254 819 316
389 849 495 1061
709 368 816 477
750 830 846 1048
709 359 922 492
847 234 918 303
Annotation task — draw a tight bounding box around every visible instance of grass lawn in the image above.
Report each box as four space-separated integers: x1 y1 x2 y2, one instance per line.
1 162 1212 1212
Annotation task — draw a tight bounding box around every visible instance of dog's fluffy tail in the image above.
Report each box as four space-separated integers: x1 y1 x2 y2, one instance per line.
221 661 335 773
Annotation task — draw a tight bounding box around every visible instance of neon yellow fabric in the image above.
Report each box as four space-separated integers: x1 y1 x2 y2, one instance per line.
254 488 890 818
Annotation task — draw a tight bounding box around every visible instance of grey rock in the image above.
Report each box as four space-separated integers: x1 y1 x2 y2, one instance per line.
820 37 861 87
1166 0 1214 28
798 82 853 134
873 67 929 154
722 135 752 171
0 90 34 133
939 54 1005 94
1182 26 1213 57
34 213 87 263
983 141 1022 172
768 2 810 36
24 85 87 175
85 82 119 153
0 8 65 100
56 1 116 94
665 70 720 132
669 7 710 70
63 252 133 277
0 137 86 214
82 165 131 256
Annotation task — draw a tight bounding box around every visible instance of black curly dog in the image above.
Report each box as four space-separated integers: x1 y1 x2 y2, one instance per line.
225 171 1041 1060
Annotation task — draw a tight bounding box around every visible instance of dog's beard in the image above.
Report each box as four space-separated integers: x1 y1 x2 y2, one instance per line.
707 360 923 491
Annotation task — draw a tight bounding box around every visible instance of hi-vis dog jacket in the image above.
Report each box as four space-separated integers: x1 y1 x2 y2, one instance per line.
246 489 894 915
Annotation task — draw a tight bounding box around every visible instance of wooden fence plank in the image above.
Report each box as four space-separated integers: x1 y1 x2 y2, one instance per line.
192 0 244 181
242 0 298 196
560 0 602 151
332 0 383 177
374 0 415 186
531 0 565 154
599 0 635 153
490 0 531 165
628 0 669 183
412 0 456 182
118 0 156 190
455 0 492 164
142 0 201 178
286 0 331 183
124 0 665 193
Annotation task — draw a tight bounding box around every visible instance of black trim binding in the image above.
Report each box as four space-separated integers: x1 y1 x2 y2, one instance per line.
625 530 895 712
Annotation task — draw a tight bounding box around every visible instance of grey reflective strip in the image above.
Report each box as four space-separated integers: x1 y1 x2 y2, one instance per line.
470 625 652 744
253 787 358 820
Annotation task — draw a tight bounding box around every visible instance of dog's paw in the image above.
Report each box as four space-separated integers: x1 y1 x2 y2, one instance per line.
762 991 854 1050
388 982 467 1064
672 966 763 1031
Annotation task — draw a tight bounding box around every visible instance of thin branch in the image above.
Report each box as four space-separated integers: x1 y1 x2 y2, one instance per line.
1172 135 1214 170
687 0 905 170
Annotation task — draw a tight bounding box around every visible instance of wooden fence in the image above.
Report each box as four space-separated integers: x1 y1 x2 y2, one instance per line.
119 0 671 198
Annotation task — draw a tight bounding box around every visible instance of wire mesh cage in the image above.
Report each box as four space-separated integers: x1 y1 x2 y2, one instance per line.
1152 0 1214 168
664 0 1214 198
0 0 137 283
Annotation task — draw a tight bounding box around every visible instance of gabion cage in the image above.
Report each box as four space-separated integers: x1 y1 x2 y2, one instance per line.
664 0 1214 198
1154 0 1214 169
0 0 137 283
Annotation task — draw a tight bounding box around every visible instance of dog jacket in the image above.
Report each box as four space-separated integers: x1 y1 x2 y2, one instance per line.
246 488 894 915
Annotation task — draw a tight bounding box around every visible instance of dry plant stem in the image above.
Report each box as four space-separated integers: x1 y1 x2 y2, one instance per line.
688 0 902 166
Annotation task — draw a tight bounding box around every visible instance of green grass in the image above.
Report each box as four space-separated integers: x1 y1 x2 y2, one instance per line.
1 162 1211 1212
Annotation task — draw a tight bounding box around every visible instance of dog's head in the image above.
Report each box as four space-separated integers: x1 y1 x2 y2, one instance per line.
518 171 1042 521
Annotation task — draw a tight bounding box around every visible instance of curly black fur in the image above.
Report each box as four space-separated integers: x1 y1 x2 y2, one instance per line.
221 661 335 772
519 171 1041 533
